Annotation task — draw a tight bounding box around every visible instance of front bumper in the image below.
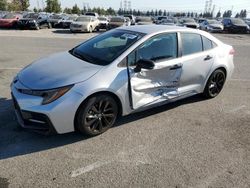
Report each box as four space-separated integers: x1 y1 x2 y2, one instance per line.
17 21 38 29
12 93 57 135
11 80 84 134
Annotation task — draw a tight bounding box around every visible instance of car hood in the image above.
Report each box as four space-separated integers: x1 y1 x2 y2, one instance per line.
209 24 223 28
0 19 15 22
233 23 248 27
109 22 124 26
18 51 102 90
19 18 37 21
184 22 198 26
72 21 90 25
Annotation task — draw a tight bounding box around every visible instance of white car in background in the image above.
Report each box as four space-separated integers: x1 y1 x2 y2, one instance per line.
70 16 99 33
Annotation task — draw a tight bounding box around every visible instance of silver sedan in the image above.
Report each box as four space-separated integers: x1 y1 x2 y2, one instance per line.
11 25 235 136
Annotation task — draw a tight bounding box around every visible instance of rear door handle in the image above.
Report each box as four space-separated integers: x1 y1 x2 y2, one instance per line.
204 55 213 61
170 64 182 70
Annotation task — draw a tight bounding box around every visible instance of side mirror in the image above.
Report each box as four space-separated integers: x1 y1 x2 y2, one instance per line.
134 59 155 73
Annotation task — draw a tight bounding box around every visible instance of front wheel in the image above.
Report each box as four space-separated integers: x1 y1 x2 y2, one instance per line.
76 94 118 136
203 69 226 98
89 26 93 33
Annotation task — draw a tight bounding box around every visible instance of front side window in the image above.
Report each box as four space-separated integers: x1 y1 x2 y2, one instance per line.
71 30 144 65
128 33 177 66
181 33 202 56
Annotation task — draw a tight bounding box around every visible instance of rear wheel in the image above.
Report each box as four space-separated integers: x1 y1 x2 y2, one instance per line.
76 94 118 136
203 69 226 98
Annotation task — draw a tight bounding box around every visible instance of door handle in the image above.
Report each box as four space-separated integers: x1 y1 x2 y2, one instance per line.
204 55 213 61
170 64 182 70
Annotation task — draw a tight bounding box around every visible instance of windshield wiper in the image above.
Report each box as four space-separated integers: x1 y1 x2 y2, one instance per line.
69 49 93 63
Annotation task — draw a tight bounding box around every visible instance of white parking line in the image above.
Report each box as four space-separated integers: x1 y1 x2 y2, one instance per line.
230 78 250 82
71 161 111 178
0 68 22 70
227 105 246 113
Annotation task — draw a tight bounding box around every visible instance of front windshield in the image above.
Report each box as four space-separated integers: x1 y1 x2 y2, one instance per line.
3 13 16 19
98 17 107 21
76 17 91 22
110 17 124 22
70 30 145 65
232 19 245 24
182 18 195 23
208 20 220 24
138 17 152 22
51 15 62 19
24 13 39 19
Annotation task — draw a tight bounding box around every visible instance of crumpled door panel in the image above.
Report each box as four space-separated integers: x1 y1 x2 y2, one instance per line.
130 64 182 109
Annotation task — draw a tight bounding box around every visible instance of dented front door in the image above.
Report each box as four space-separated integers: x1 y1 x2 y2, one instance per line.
127 32 182 109
129 60 182 109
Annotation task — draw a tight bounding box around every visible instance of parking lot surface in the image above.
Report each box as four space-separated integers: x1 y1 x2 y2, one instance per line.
0 29 250 188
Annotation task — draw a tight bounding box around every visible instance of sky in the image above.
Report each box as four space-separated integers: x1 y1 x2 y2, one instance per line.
30 0 250 15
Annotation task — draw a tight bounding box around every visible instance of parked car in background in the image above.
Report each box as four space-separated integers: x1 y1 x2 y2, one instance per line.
48 14 66 28
136 16 153 25
125 17 131 26
0 11 8 18
155 16 168 24
243 19 250 32
124 14 136 25
107 16 127 30
199 19 224 32
222 18 249 33
0 13 22 28
178 18 199 29
159 18 177 25
197 18 206 24
85 12 99 18
60 15 78 28
70 16 99 33
17 13 51 30
11 25 234 136
98 16 109 30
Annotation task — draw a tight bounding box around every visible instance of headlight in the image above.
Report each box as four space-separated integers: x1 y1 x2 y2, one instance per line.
20 85 74 105
29 20 35 23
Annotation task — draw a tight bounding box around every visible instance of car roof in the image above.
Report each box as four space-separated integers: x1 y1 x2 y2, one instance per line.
118 25 191 34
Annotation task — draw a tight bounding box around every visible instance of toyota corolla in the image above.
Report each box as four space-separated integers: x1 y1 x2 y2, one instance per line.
11 25 234 136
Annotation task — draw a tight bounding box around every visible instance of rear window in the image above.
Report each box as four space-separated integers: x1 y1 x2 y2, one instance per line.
181 33 202 56
202 36 213 51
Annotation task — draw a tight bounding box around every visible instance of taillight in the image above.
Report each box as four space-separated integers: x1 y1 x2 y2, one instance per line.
229 48 235 55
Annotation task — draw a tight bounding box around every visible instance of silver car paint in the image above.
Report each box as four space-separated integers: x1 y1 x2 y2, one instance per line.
11 25 234 134
18 51 103 90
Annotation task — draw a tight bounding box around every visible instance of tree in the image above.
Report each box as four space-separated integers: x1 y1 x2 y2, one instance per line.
158 9 162 16
72 4 80 14
235 13 239 18
33 7 38 12
154 9 158 16
216 11 221 18
163 10 166 16
107 7 115 15
19 0 29 11
45 0 61 13
0 0 7 11
63 7 72 14
223 10 232 18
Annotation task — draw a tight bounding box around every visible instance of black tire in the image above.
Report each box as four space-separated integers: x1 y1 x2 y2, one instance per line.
76 94 118 136
89 26 93 33
47 22 52 29
203 69 226 98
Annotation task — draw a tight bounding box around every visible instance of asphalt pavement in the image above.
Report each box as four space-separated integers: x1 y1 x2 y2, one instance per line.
0 29 250 188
